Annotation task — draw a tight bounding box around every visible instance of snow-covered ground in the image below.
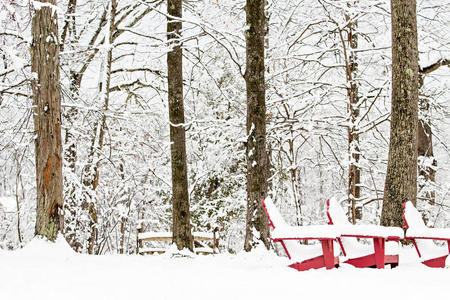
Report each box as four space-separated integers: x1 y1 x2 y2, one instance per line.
0 237 448 300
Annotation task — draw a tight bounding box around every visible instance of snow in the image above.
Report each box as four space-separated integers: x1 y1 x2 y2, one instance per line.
327 198 403 258
404 201 450 260
272 225 339 240
0 196 17 213
263 197 288 227
265 197 340 261
406 227 450 240
264 197 338 249
337 225 404 239
138 231 214 240
0 237 449 300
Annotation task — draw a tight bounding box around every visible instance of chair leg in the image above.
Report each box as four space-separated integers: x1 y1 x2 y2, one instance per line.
423 255 448 268
373 237 385 269
321 239 334 270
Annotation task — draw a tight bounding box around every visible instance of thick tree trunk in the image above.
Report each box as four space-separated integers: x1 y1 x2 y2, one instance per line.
167 0 193 251
31 0 64 241
244 0 271 251
381 0 419 226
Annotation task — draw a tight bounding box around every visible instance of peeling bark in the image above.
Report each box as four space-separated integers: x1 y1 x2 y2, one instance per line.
31 0 64 241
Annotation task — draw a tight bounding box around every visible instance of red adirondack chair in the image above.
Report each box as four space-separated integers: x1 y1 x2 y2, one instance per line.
403 201 450 268
262 198 340 271
327 198 403 269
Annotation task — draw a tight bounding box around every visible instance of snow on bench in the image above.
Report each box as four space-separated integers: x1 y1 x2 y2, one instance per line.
403 201 450 266
272 225 339 240
404 201 450 240
138 231 215 241
335 225 404 239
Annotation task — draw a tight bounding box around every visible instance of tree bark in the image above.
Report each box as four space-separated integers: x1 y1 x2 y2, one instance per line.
415 60 449 204
31 0 64 241
244 0 271 251
167 0 193 251
381 0 419 226
417 93 436 203
345 4 362 223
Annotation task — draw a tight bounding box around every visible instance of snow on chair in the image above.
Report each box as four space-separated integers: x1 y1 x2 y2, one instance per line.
262 198 340 271
403 201 450 268
327 198 404 269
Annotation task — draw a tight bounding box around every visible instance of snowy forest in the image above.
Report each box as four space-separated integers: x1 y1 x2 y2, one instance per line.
1 0 449 258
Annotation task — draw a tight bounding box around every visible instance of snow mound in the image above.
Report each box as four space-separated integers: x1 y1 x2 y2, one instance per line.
18 234 75 257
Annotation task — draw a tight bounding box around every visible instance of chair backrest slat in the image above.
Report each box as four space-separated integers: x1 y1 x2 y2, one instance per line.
403 201 426 229
262 198 288 229
327 198 361 258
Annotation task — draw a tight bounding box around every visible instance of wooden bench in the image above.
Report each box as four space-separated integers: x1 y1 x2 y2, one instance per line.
137 231 219 255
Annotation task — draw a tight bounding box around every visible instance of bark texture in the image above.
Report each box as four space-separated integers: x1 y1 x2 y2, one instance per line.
31 0 64 241
244 0 271 251
167 0 193 251
345 5 362 223
415 59 449 203
417 94 436 203
381 0 419 226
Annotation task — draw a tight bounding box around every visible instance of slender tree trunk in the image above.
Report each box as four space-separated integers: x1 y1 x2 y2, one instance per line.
345 4 362 223
417 93 436 203
60 0 81 250
167 0 193 251
381 0 419 226
244 0 270 251
14 154 23 245
82 0 116 254
415 59 448 204
31 0 64 241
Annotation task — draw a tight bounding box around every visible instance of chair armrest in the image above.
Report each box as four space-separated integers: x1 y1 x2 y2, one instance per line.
337 225 404 239
406 228 450 240
272 225 340 240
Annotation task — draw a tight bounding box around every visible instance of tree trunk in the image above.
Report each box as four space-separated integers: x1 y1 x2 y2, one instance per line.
244 0 271 251
60 0 80 250
167 0 193 251
82 0 116 254
345 3 362 223
31 0 64 241
417 94 436 203
415 58 448 205
381 0 419 227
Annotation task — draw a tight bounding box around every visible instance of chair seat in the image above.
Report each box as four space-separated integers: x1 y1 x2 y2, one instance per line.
337 225 404 239
406 227 450 240
413 239 449 260
283 240 340 262
272 225 339 240
340 240 399 259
